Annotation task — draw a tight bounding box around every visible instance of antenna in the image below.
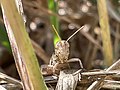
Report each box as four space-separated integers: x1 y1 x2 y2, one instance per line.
52 25 61 40
67 26 84 42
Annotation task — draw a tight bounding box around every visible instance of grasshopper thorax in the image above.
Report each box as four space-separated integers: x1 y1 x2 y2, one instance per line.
55 40 69 63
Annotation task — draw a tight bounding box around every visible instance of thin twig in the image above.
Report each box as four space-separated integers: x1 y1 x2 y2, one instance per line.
87 59 120 90
102 80 120 89
0 72 22 88
81 70 119 76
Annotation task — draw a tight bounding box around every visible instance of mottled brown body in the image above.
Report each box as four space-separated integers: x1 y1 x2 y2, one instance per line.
49 40 70 74
55 40 69 63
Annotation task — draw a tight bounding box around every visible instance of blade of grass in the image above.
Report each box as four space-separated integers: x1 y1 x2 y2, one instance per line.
48 0 60 45
97 0 113 67
1 0 48 90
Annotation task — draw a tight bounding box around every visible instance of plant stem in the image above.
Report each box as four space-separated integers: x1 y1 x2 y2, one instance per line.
1 0 48 90
97 0 113 67
48 0 60 45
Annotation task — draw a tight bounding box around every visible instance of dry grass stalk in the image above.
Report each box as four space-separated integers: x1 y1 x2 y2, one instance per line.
97 0 113 66
1 0 48 90
87 58 120 90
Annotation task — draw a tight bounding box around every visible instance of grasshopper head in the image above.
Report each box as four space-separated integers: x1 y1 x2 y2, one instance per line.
52 25 84 63
55 40 69 63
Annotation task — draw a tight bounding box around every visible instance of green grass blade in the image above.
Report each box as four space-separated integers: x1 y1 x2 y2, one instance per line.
48 0 60 45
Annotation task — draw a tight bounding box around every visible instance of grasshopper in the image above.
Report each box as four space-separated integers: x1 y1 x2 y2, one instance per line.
49 25 84 74
48 25 85 90
41 25 85 90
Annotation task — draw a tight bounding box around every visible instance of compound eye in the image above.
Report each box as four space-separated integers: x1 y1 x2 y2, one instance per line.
58 51 61 55
55 54 58 57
